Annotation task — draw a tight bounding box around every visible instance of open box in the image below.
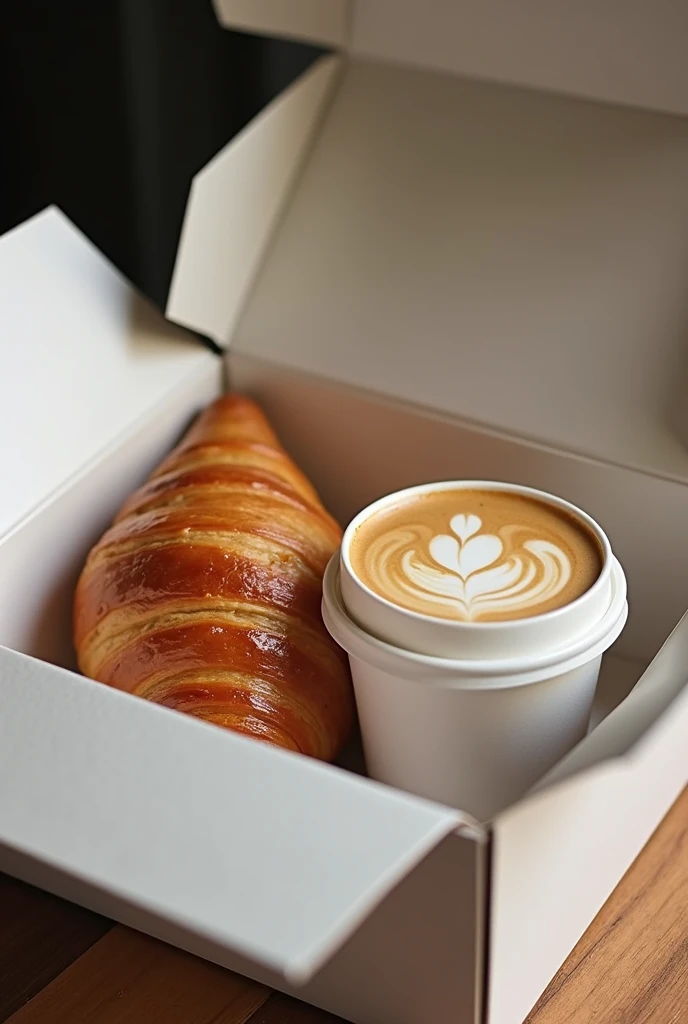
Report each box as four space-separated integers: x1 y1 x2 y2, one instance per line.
2 3 688 1023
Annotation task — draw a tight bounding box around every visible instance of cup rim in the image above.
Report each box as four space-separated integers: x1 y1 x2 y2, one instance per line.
340 479 613 635
323 553 628 686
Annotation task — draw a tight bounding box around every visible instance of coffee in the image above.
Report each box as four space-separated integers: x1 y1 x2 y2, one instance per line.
349 488 603 623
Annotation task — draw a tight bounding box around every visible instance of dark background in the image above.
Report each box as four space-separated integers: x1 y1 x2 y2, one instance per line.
0 0 322 309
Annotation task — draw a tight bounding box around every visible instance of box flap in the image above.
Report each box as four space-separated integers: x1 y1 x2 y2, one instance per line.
167 54 341 346
0 648 470 984
216 0 688 116
533 610 688 791
487 616 688 1024
0 208 216 541
213 0 349 49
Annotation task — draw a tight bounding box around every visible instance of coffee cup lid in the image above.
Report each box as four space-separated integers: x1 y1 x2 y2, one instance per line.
322 555 628 690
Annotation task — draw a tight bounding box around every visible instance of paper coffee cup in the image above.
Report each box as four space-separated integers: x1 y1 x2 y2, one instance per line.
340 481 614 659
322 554 627 820
325 480 628 819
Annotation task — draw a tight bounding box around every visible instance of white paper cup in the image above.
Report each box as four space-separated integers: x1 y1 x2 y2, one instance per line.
341 481 614 659
322 555 627 820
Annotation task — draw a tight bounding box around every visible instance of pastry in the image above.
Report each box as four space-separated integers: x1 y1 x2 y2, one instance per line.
74 394 353 761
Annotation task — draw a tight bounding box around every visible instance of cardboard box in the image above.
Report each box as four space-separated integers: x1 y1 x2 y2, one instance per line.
1 5 688 1023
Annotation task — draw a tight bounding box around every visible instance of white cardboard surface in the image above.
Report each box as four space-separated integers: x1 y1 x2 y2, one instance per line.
0 646 466 982
218 0 688 116
232 60 688 484
296 830 485 1024
349 0 688 117
168 55 341 345
0 209 216 539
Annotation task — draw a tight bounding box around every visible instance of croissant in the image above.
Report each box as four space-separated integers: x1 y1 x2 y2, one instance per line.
74 394 353 761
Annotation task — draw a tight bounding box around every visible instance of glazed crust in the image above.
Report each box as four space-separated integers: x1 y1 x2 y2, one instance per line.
74 394 353 760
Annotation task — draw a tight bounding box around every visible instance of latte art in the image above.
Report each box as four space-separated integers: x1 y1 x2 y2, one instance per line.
350 489 603 623
374 514 571 621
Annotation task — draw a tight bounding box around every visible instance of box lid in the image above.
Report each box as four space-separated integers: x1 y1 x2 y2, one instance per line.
172 44 688 485
0 646 472 983
215 0 688 117
0 208 217 541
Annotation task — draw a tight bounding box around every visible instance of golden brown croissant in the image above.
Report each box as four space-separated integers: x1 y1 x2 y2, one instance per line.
74 394 353 761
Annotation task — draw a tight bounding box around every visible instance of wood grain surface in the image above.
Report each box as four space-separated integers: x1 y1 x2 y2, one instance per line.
1 788 686 1024
6 929 269 1024
0 875 110 1020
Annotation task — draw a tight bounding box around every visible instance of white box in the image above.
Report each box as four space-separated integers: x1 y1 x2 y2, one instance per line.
1 5 688 1023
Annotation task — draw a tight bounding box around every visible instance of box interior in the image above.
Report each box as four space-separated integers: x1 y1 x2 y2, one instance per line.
0 203 677 790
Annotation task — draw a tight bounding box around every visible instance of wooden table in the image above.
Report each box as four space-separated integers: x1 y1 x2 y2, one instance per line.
1 788 686 1024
